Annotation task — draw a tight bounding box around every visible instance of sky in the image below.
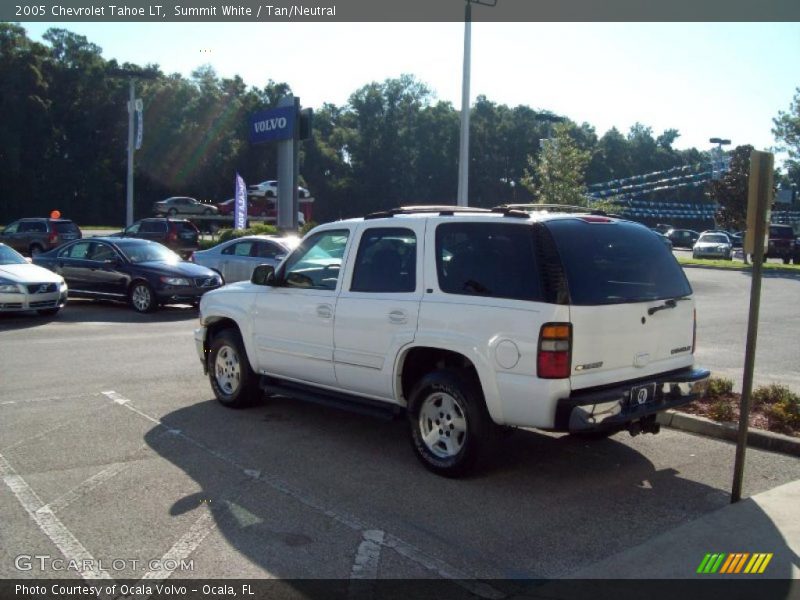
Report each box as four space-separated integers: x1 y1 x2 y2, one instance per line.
19 21 800 160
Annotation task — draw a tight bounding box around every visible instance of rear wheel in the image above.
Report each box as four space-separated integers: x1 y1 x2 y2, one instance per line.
29 244 44 257
203 208 212 215
208 329 260 408
129 281 157 313
407 369 496 477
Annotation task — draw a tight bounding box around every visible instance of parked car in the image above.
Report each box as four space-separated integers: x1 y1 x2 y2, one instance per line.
196 205 709 476
33 237 222 313
729 231 743 248
766 224 800 264
190 235 301 283
692 232 733 260
652 223 674 235
153 197 218 217
653 231 673 250
0 243 68 316
666 228 700 249
247 180 310 199
0 218 82 256
114 218 199 258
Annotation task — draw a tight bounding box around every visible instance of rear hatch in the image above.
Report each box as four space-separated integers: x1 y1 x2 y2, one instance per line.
53 220 81 242
171 221 199 249
546 218 695 391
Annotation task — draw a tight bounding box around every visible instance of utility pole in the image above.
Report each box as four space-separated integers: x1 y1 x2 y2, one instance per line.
126 79 135 227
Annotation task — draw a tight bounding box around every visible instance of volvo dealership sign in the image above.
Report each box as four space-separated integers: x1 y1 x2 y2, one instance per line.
249 106 295 144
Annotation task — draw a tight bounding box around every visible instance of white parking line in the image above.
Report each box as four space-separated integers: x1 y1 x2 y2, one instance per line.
140 510 217 581
101 391 505 598
349 530 385 600
45 460 133 514
1 404 111 453
0 452 111 580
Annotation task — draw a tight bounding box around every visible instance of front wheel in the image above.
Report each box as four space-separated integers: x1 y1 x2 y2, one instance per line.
407 369 496 478
208 329 260 408
129 281 157 313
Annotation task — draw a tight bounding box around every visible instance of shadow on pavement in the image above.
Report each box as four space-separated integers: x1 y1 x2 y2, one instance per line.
143 393 799 587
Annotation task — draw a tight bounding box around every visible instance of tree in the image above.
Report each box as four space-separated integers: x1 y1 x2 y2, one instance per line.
522 122 591 206
772 87 800 190
707 144 754 231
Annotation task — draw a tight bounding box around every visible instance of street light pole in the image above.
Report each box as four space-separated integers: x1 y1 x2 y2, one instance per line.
456 0 497 207
456 1 472 207
126 78 135 227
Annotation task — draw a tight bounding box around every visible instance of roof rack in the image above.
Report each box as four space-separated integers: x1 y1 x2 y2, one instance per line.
364 205 493 219
497 203 610 216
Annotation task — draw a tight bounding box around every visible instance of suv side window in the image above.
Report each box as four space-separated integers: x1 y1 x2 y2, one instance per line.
282 230 349 290
351 227 416 293
3 222 19 234
141 221 165 233
21 221 46 233
436 222 542 301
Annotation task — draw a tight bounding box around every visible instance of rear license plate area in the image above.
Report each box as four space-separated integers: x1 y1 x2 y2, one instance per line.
630 383 657 408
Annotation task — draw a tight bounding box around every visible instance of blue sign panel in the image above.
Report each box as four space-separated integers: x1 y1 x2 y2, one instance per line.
249 106 295 144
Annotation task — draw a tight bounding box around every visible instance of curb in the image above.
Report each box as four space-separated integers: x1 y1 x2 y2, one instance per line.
657 410 800 457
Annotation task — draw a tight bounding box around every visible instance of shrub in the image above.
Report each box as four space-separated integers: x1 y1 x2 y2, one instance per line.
708 399 735 422
706 377 734 399
299 220 318 236
217 223 279 243
765 400 800 435
752 384 796 407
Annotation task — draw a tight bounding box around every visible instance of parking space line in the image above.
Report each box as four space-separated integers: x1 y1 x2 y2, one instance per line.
0 452 111 580
45 460 134 515
100 391 505 597
348 530 385 600
0 393 101 407
140 510 217 581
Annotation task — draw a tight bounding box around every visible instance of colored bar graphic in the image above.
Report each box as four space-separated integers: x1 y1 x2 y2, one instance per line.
698 552 773 574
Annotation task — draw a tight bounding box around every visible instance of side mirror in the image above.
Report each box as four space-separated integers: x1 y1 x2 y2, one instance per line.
251 264 276 286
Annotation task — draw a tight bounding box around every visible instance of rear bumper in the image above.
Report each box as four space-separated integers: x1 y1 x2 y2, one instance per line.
554 367 710 432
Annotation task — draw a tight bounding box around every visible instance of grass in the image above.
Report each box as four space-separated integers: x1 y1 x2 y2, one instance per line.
677 257 800 272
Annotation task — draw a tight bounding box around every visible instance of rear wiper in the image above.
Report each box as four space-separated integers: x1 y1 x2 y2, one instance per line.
648 296 689 315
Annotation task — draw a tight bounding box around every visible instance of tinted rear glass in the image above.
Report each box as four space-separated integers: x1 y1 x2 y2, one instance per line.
769 226 793 239
547 219 692 305
436 222 541 301
174 222 198 233
54 221 78 233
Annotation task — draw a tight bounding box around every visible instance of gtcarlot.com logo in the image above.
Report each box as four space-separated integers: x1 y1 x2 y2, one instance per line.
696 552 773 574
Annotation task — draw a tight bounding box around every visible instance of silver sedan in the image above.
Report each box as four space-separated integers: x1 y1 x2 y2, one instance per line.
0 243 68 316
190 235 300 283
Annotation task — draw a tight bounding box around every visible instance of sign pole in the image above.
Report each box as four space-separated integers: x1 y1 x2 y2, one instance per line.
731 150 773 503
126 78 135 227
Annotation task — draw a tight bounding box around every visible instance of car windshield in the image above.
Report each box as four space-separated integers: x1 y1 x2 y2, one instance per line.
700 234 728 243
118 242 180 264
0 245 27 265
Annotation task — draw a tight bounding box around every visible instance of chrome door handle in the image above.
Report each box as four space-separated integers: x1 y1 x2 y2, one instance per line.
317 304 333 319
388 310 408 324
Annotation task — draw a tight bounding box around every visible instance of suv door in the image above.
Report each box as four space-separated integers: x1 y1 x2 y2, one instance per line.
333 223 425 400
252 228 352 386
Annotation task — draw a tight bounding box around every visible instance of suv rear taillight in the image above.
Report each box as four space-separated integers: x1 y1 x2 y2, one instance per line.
167 224 178 242
48 230 58 244
537 323 572 379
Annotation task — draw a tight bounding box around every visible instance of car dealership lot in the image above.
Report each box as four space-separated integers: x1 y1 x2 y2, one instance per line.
1 269 799 584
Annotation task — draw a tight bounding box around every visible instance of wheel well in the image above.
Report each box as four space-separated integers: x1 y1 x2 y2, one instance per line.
400 347 480 403
127 278 150 295
205 318 240 346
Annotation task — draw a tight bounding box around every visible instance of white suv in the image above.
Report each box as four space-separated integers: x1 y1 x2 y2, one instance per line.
195 206 709 476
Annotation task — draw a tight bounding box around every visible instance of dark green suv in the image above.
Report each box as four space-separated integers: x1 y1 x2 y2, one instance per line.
0 218 82 256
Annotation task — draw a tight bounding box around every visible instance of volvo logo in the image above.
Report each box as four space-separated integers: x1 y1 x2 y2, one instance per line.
38 284 49 293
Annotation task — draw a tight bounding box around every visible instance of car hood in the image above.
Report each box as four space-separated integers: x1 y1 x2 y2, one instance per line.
135 261 217 277
0 263 64 284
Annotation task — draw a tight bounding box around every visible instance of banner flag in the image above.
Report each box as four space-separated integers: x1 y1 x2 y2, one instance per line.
235 173 247 230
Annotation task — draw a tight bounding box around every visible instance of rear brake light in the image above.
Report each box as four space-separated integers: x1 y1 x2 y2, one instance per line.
538 322 572 379
48 231 58 243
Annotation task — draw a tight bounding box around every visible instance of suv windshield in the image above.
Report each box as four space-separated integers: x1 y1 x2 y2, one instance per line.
547 219 692 305
770 226 794 239
699 234 728 244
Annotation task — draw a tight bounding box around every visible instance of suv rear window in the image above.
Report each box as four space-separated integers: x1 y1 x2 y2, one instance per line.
769 225 794 239
54 221 78 233
174 221 198 233
436 222 541 301
547 219 691 305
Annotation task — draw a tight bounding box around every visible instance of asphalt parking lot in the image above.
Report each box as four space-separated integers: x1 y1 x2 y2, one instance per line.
1 267 799 588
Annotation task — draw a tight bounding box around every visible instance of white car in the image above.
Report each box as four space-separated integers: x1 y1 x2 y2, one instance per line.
693 232 733 260
0 243 68 316
190 235 300 284
247 180 310 199
195 206 710 477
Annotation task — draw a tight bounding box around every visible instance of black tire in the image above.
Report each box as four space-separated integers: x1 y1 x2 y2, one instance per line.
129 281 157 313
783 257 791 265
168 208 178 216
203 208 212 215
407 369 496 478
266 190 275 198
208 329 261 408
37 307 61 317
29 244 44 257
794 256 800 265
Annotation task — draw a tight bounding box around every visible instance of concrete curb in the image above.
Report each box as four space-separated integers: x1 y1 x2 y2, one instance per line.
657 410 800 457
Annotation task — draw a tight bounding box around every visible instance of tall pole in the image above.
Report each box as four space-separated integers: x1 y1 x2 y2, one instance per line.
126 78 135 227
457 1 471 207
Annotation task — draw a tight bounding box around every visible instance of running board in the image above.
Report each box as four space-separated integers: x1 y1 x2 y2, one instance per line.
259 377 403 421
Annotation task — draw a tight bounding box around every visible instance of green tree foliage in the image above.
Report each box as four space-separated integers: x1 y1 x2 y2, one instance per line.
522 122 591 206
707 144 754 230
0 25 718 227
772 87 800 190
